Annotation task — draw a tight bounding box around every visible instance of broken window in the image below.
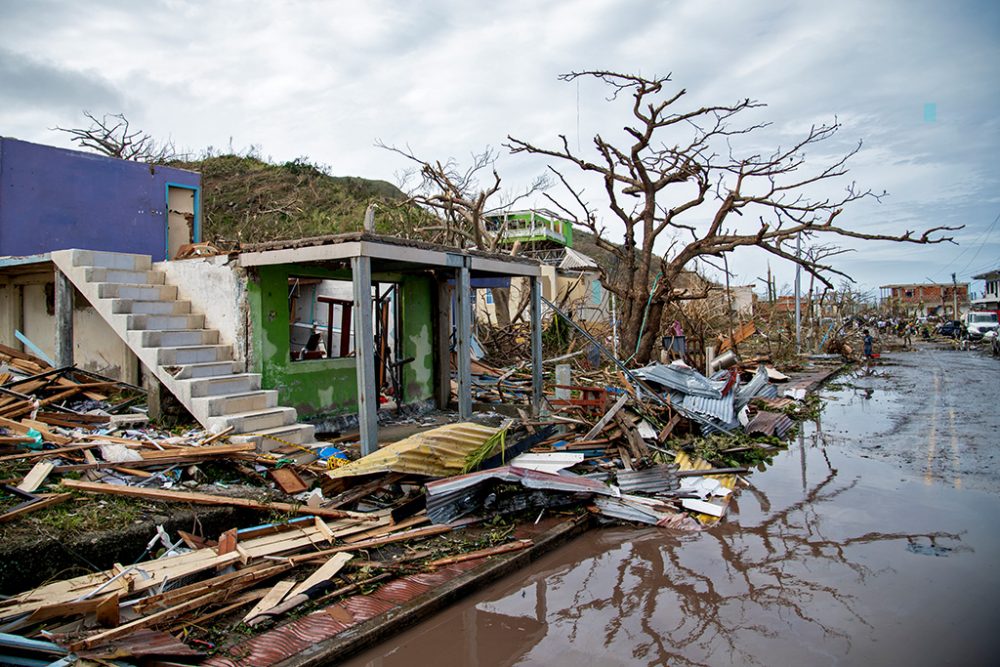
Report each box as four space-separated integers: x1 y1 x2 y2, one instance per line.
287 277 402 376
287 277 356 361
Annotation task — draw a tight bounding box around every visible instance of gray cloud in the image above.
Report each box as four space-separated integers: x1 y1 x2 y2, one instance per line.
0 47 127 113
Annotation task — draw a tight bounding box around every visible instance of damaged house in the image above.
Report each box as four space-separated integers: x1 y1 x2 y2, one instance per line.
0 138 545 456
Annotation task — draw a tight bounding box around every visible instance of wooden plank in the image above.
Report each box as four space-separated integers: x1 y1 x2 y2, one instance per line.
133 562 293 614
0 416 71 445
290 524 455 565
581 393 629 441
24 592 119 625
427 539 533 567
0 443 96 463
288 553 353 598
0 493 73 524
95 592 120 628
242 579 296 623
270 467 309 494
16 461 55 493
60 479 361 520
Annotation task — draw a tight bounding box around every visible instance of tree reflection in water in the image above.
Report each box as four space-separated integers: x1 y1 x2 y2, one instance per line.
515 433 965 667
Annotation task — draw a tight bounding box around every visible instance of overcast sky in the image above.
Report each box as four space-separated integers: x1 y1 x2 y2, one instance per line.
2 0 998 298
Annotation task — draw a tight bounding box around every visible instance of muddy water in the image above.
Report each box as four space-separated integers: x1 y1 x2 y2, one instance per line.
343 348 1000 666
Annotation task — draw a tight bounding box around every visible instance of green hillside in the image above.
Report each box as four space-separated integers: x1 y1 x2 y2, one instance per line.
169 155 409 248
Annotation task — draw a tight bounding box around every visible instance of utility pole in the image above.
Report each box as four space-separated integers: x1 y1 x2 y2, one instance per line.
794 234 802 354
951 272 959 319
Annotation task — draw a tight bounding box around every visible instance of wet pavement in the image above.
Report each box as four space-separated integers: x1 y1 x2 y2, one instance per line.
342 346 1000 666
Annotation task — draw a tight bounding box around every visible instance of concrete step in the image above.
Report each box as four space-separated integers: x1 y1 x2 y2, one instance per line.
168 360 240 380
207 406 298 434
126 313 205 331
234 423 317 452
69 250 151 272
112 299 191 315
184 373 261 398
97 283 178 301
137 329 220 347
85 267 165 285
155 345 232 365
192 390 279 418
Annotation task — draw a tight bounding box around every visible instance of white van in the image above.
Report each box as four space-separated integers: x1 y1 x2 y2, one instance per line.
964 311 999 339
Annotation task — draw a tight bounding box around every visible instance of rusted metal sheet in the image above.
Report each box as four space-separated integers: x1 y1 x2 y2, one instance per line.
204 562 478 667
745 410 794 438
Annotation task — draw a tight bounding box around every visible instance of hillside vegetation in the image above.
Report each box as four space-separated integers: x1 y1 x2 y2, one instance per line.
170 155 409 248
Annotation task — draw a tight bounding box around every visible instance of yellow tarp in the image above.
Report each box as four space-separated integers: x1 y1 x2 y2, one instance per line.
326 422 499 480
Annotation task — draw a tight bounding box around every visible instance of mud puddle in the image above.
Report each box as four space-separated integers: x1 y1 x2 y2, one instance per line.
341 349 1000 666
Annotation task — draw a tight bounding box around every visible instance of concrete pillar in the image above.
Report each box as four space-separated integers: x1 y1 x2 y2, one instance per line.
456 263 473 420
352 256 379 456
54 269 74 368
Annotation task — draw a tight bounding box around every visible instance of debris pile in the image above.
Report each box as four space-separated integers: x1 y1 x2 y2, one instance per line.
0 336 836 664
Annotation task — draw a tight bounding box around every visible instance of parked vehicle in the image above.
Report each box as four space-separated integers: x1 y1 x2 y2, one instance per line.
935 320 965 338
964 311 999 340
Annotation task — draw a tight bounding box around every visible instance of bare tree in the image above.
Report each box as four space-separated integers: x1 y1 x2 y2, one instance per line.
377 142 549 326
54 112 177 163
506 70 961 363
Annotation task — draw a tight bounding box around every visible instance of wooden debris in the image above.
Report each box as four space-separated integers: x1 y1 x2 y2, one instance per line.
60 479 362 520
16 460 55 493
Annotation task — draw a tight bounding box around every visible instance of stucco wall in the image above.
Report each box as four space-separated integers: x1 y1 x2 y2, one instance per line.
157 256 247 367
0 138 199 260
248 263 435 421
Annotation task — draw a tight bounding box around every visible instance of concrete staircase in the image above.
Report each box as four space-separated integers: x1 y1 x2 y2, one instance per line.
51 249 322 455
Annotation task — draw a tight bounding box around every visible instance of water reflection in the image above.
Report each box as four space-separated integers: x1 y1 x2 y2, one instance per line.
351 429 971 667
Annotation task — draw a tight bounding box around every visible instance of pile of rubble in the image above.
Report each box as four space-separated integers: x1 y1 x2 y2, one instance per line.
0 342 832 664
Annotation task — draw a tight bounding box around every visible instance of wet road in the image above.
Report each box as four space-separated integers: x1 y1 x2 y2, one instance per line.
343 347 1000 666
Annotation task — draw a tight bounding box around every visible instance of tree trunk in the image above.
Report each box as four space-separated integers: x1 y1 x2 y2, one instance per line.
491 287 512 328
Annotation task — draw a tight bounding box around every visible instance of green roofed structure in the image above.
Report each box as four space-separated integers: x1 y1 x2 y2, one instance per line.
486 209 573 265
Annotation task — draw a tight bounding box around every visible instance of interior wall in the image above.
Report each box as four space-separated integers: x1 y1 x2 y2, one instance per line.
6 276 136 381
248 263 435 420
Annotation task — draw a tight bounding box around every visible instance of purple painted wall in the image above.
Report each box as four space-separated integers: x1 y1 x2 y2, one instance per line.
0 137 200 260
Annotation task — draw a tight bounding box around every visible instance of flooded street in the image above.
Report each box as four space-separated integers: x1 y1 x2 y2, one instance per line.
343 347 1000 666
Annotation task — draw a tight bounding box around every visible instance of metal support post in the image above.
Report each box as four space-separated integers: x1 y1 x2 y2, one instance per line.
456 263 473 420
530 277 543 415
352 256 378 455
54 269 74 368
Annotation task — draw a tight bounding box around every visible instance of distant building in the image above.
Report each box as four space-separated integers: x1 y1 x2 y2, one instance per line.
479 210 610 325
879 282 970 318
971 269 1000 314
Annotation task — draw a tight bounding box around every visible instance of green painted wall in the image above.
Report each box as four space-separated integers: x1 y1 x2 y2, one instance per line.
248 264 435 420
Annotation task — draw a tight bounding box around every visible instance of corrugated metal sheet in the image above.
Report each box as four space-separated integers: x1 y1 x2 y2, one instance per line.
203 562 480 667
593 494 676 525
558 247 599 270
681 393 735 423
634 362 726 398
326 422 499 479
615 465 680 494
425 465 617 524
735 365 771 410
745 410 794 438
